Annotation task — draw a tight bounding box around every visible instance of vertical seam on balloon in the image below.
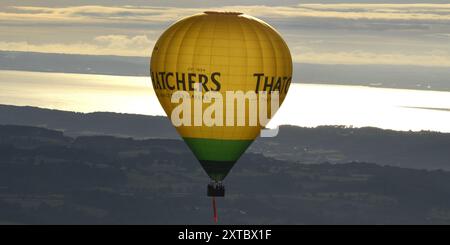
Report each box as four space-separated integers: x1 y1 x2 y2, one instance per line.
219 16 227 157
175 20 197 74
209 14 218 144
266 26 284 120
150 24 179 118
270 28 292 105
275 30 291 104
256 21 279 121
222 16 231 145
173 18 197 135
191 16 207 141
171 18 196 141
245 18 264 139
162 23 183 74
254 20 279 132
160 21 185 117
255 20 278 77
236 17 248 141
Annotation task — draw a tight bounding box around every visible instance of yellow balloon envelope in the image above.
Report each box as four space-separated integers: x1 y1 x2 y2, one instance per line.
150 12 292 183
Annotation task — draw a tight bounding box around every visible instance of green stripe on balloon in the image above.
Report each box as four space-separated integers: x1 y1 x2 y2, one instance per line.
183 137 254 181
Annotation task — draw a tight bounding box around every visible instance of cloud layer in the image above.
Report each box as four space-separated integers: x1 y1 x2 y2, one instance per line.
0 35 154 56
1 36 449 67
2 4 450 24
1 4 450 67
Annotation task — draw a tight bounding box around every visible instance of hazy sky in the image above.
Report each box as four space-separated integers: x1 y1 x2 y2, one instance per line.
1 1 450 67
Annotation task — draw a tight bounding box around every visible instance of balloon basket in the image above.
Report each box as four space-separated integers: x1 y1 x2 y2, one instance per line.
207 182 225 197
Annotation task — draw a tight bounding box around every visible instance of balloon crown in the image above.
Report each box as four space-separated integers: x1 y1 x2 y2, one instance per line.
204 11 243 15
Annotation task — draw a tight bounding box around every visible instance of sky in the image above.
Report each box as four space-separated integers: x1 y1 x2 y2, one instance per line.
1 1 450 67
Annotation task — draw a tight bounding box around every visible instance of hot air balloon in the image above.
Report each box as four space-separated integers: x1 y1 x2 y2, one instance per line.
150 11 292 222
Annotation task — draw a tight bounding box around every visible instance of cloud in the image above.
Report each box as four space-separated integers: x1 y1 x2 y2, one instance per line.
0 35 154 56
1 35 449 67
93 35 154 50
1 4 450 67
293 50 450 67
0 5 199 23
1 4 450 25
290 4 450 21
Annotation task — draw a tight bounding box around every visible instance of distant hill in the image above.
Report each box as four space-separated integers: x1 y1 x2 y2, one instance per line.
1 124 450 224
2 50 449 91
0 104 178 139
251 125 450 170
1 104 449 170
0 51 148 77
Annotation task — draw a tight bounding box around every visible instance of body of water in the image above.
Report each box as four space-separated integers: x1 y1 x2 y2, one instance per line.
1 70 449 132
